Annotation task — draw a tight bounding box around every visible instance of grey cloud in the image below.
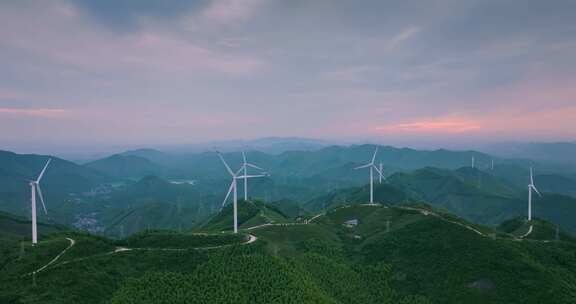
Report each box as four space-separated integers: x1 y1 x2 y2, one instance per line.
69 0 210 31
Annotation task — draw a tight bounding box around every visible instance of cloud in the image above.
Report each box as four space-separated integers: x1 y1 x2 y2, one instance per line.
200 0 264 26
385 26 421 50
0 3 267 78
0 108 68 118
0 89 40 101
373 104 576 140
70 0 208 31
2 0 576 147
375 116 481 134
321 65 381 82
364 26 421 53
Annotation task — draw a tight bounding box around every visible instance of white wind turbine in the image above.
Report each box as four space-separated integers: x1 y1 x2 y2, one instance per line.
240 151 267 201
218 152 267 233
527 166 542 221
471 156 475 168
354 147 383 204
29 158 51 245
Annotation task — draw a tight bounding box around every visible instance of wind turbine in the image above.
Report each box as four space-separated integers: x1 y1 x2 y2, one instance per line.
471 156 475 169
29 158 51 246
527 166 542 221
240 151 267 201
354 147 383 204
218 152 267 233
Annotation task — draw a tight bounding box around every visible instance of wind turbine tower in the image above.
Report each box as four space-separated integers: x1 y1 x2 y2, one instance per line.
527 167 542 221
29 158 51 245
471 156 475 169
354 147 383 204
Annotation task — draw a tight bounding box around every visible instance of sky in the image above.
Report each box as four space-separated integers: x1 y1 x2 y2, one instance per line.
1 0 576 154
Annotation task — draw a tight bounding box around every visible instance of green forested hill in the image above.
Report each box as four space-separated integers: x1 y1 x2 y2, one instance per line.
0 150 108 216
255 205 576 303
201 199 291 232
535 174 576 197
65 176 217 238
387 167 524 225
498 217 575 241
532 193 576 234
1 203 576 304
304 168 576 235
0 151 107 193
304 183 411 212
84 154 164 179
0 211 65 239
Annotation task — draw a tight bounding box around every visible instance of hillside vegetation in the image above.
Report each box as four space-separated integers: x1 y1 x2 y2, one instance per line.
1 202 576 303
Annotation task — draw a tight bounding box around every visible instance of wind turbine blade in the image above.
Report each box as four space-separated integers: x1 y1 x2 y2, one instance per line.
36 158 51 183
221 182 234 209
354 163 371 170
370 147 379 164
235 166 244 176
247 163 264 171
531 185 542 197
242 151 247 164
36 184 48 214
372 165 383 176
217 153 235 176
237 174 268 179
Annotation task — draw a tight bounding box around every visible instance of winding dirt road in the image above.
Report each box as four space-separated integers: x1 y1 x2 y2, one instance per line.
25 233 259 276
301 203 549 243
25 237 76 276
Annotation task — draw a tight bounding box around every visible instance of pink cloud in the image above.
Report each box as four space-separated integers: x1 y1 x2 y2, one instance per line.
372 105 576 140
0 108 67 118
375 117 481 134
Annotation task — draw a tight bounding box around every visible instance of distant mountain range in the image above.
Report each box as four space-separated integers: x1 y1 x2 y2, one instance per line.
485 141 576 165
2 143 576 238
104 144 495 179
90 144 576 201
